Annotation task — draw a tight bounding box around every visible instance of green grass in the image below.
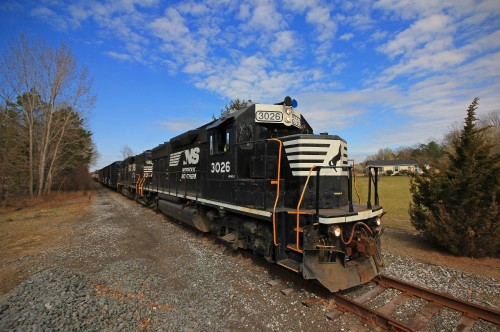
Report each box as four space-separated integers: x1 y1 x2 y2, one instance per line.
353 175 415 231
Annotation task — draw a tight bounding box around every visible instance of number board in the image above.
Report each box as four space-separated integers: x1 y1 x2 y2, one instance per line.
254 104 302 128
255 111 283 123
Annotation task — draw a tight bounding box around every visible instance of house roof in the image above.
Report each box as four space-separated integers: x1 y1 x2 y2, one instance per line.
365 159 427 166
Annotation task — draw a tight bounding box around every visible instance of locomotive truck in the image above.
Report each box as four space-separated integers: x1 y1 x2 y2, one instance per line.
98 97 384 292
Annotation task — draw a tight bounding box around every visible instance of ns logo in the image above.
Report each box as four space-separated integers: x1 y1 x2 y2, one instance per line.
183 147 200 165
169 147 200 167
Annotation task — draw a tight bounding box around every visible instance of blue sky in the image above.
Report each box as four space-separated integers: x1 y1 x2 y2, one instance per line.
1 0 499 170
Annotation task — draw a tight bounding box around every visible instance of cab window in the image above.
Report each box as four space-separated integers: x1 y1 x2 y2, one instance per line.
210 127 231 155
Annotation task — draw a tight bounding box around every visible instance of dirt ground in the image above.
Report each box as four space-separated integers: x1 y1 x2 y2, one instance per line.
0 185 499 297
382 228 500 280
0 191 92 294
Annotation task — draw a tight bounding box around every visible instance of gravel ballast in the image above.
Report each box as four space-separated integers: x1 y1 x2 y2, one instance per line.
1 187 498 331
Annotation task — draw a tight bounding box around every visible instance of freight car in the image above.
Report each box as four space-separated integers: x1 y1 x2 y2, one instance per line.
98 97 384 292
97 161 121 188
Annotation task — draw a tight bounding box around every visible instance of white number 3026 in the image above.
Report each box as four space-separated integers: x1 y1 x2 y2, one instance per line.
211 161 230 173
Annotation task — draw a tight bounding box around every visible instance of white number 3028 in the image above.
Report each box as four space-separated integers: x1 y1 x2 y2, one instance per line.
211 161 230 173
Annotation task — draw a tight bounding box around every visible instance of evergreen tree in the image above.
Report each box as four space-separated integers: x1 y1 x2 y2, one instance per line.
409 98 500 257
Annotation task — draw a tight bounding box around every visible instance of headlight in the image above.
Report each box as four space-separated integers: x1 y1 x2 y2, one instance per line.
334 227 341 237
285 116 291 123
376 217 381 226
285 107 292 115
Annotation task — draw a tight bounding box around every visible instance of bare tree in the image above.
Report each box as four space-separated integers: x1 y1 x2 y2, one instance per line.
478 109 500 128
478 109 500 154
364 147 396 162
444 109 500 156
0 35 95 197
120 145 134 159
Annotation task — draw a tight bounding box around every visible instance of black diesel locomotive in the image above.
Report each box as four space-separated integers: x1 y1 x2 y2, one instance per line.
98 97 384 291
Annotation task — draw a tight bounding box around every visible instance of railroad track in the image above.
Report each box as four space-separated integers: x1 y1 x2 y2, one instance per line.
325 275 500 331
215 240 499 331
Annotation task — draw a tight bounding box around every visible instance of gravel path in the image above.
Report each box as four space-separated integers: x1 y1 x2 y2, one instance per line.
1 187 498 331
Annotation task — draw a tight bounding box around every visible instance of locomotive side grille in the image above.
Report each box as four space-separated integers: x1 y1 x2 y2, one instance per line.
283 138 348 176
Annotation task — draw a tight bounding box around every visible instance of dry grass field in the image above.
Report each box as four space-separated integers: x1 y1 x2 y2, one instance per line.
353 175 414 231
353 175 499 279
0 192 93 294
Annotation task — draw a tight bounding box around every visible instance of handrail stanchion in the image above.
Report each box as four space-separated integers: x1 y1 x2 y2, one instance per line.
315 167 321 218
348 167 354 212
266 138 283 247
367 167 372 209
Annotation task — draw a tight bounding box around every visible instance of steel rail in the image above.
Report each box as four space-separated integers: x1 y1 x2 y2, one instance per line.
331 293 415 332
376 275 500 325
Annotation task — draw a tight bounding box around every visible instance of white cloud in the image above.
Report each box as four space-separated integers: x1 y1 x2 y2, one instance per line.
194 53 320 101
30 6 77 31
339 32 354 41
105 51 133 62
305 4 336 41
379 49 466 83
67 3 91 21
149 8 189 42
287 0 310 12
0 1 23 11
183 61 207 74
373 2 500 88
177 1 208 16
344 13 375 31
374 0 449 20
296 88 400 132
270 30 295 55
380 14 453 58
247 0 282 31
237 3 251 20
370 30 388 41
460 29 500 55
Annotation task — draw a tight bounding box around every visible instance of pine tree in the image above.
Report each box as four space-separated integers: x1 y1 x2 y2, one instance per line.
409 98 500 257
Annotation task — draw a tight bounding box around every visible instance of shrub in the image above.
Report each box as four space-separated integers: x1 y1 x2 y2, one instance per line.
385 170 394 176
409 98 500 258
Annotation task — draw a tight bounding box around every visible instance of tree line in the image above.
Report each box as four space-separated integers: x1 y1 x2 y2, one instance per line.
364 110 500 163
363 109 499 165
0 35 96 203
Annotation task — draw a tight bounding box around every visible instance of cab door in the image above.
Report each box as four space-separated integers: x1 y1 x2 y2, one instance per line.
206 123 236 202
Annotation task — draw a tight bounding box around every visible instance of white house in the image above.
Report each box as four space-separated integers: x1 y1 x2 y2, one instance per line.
365 160 428 175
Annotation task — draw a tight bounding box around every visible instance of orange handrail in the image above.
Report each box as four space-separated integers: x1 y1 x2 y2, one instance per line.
267 138 282 246
289 164 316 253
139 175 147 196
135 174 141 193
